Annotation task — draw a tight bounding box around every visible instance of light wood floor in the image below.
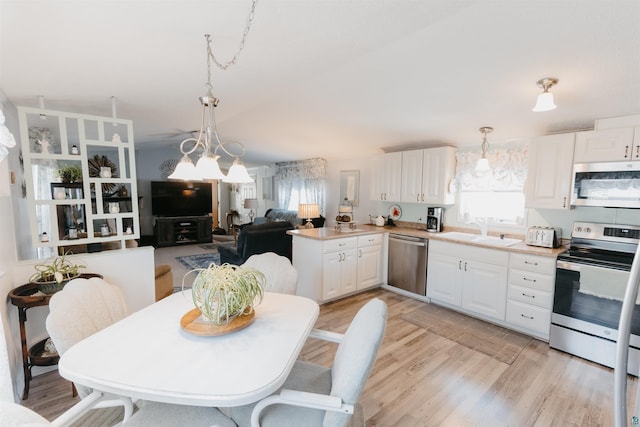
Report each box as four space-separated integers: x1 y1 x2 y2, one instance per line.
21 288 638 426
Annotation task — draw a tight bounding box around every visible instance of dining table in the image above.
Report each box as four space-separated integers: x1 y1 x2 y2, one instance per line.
58 291 320 408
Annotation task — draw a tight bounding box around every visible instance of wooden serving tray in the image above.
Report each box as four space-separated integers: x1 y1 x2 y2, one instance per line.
180 308 255 336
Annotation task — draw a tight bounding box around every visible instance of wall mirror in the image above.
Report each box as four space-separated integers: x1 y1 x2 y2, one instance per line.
339 170 359 206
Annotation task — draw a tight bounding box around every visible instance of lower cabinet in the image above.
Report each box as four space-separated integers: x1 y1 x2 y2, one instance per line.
293 233 384 302
427 240 508 322
505 252 556 340
322 240 358 300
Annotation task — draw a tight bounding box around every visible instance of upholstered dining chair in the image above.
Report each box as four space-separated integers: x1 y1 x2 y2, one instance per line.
223 297 388 427
46 277 237 427
45 277 134 425
242 252 298 295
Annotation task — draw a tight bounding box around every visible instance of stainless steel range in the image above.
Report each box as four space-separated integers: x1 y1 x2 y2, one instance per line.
550 221 640 375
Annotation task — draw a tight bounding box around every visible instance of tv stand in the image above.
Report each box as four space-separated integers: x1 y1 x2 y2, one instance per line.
154 216 212 248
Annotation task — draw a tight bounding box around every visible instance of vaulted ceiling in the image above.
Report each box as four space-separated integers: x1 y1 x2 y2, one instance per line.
1 1 639 167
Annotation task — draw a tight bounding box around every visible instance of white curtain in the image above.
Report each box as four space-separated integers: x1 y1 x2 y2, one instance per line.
275 158 327 213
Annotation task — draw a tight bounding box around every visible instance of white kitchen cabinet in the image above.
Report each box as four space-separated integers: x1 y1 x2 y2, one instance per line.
322 247 358 301
400 147 456 205
401 149 423 203
426 249 462 306
357 234 383 290
506 252 556 340
370 152 402 202
293 232 385 302
422 146 457 205
427 240 508 321
461 259 508 321
525 133 575 210
574 127 638 162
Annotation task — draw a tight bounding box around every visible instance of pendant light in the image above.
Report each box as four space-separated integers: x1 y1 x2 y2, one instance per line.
475 127 493 173
532 78 558 112
169 0 258 182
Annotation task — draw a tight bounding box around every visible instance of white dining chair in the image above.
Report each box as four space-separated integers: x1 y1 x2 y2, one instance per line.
242 252 298 295
45 277 236 427
0 401 51 426
45 277 134 425
223 297 388 427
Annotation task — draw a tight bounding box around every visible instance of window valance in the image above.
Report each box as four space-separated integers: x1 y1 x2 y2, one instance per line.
456 144 528 192
275 157 327 181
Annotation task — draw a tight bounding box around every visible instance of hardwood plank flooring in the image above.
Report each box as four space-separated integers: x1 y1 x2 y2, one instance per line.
20 288 638 426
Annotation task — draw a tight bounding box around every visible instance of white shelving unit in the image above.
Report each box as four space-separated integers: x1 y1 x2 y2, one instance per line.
18 107 139 254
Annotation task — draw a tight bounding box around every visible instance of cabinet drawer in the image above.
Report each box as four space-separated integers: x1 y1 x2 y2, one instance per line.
509 252 556 274
508 268 554 292
357 234 383 248
506 299 551 336
323 237 358 253
508 284 552 309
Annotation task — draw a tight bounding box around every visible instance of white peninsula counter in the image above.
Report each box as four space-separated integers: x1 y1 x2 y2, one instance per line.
287 226 387 303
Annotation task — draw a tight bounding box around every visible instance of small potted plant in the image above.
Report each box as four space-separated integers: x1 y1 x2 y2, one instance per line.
54 164 83 183
186 263 265 326
29 252 86 294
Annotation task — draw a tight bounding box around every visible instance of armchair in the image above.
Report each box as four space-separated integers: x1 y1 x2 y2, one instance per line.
218 221 295 265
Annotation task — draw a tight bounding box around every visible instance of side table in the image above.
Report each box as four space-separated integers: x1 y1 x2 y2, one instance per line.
8 273 102 400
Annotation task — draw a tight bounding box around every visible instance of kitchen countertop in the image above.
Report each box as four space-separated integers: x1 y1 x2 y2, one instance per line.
288 224 567 257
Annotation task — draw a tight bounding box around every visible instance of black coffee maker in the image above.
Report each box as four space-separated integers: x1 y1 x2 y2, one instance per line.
426 207 443 232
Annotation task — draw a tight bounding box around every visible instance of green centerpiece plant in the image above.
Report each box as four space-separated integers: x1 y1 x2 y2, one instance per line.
186 263 266 325
29 252 86 294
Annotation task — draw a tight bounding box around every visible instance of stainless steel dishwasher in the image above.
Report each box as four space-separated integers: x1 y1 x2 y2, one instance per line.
387 233 428 296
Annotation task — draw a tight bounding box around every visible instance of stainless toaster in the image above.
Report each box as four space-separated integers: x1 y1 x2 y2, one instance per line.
525 226 562 248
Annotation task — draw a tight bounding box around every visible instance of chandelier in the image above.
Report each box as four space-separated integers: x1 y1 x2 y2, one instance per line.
169 2 258 183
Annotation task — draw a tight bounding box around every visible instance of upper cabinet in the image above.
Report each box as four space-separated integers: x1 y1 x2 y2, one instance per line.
18 107 139 254
400 147 456 205
422 146 457 205
370 152 402 202
574 128 638 162
525 133 575 210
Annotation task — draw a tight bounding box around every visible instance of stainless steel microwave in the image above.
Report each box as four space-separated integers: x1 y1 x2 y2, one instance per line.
571 161 640 208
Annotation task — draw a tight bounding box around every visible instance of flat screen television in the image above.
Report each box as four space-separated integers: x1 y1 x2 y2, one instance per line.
151 181 213 217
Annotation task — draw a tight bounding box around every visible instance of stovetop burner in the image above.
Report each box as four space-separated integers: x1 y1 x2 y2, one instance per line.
558 221 640 269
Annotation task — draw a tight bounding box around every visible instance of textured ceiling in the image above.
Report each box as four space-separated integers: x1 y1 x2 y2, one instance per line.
1 0 639 167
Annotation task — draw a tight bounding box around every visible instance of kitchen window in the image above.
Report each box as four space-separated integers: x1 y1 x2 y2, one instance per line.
455 145 528 227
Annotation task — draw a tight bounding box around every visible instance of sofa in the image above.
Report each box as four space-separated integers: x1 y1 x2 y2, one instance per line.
254 208 325 228
218 221 295 265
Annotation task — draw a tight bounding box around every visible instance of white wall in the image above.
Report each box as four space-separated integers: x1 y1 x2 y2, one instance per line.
0 94 22 402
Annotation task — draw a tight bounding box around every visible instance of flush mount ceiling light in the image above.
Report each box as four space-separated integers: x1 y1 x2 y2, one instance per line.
169 0 257 183
532 77 559 112
475 126 493 173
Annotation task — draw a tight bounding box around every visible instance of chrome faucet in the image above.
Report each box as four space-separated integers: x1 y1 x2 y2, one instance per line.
468 219 488 236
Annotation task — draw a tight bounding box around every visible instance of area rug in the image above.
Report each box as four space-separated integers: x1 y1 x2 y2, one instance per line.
175 252 221 270
401 304 531 365
199 241 235 250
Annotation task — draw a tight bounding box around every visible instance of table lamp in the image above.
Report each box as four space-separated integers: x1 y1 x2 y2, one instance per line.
298 203 319 229
244 198 258 223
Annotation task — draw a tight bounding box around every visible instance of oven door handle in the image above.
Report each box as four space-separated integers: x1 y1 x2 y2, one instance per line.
557 260 582 272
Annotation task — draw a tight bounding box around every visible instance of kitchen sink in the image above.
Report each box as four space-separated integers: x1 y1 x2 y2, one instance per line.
438 232 522 247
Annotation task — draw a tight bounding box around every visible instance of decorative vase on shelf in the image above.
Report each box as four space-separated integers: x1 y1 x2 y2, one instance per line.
117 184 128 197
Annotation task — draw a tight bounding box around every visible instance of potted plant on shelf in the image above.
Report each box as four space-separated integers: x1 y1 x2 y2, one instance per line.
185 263 265 326
29 253 86 294
54 165 83 183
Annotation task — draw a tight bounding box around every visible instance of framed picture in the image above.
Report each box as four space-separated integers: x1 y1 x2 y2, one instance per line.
339 170 359 207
